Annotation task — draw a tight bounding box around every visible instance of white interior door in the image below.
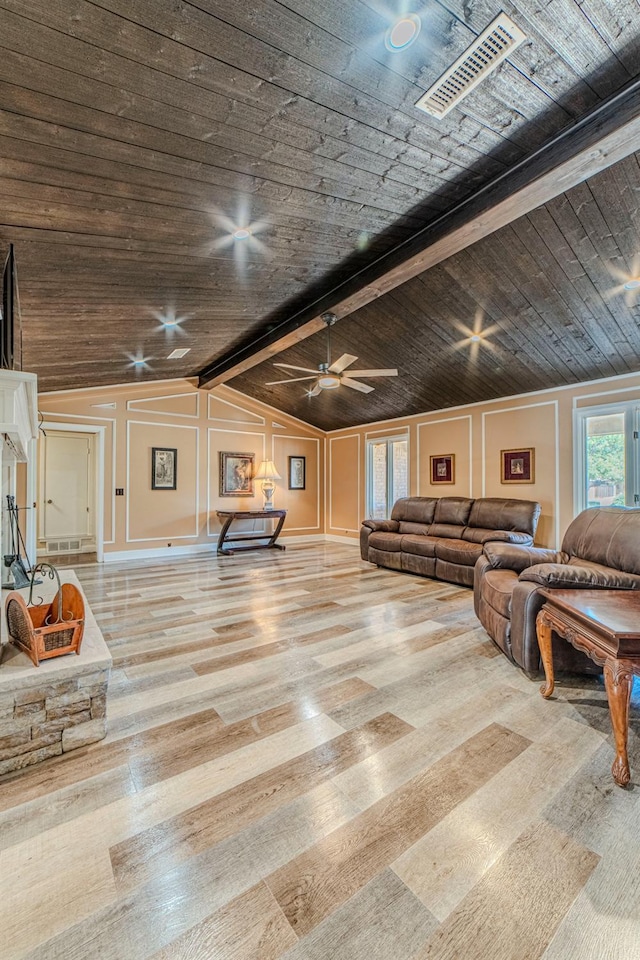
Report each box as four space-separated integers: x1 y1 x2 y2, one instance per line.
41 432 93 540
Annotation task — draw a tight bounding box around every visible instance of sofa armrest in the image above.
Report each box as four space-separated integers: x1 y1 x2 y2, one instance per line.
479 530 534 546
361 519 399 533
483 542 566 573
519 563 640 590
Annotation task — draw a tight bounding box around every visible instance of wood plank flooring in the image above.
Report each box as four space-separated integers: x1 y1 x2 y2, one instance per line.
1 542 639 959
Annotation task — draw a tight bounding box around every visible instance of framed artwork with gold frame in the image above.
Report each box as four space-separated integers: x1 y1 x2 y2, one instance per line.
430 454 455 484
501 447 535 483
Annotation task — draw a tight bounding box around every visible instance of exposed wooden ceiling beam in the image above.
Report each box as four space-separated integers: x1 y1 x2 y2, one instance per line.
198 77 640 389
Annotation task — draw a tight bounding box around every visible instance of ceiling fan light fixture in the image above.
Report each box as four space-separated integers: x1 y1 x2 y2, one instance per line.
318 374 340 389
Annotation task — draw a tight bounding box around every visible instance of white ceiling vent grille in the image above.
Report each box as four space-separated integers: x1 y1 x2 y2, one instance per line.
415 13 526 119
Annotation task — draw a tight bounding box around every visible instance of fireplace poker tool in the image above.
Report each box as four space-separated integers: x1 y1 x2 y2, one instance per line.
3 495 39 589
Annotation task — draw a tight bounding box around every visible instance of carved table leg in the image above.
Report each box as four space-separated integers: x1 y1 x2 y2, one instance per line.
603 658 633 787
537 610 555 699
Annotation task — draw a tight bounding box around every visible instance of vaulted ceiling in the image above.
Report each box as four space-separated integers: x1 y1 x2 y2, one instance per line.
0 0 639 426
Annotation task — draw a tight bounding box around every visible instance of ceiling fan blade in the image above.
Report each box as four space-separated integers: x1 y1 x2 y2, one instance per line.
328 353 358 374
265 376 317 385
346 368 398 378
341 377 374 393
308 383 322 396
273 363 318 374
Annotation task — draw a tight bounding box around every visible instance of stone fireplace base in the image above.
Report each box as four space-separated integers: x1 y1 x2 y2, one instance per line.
0 571 111 776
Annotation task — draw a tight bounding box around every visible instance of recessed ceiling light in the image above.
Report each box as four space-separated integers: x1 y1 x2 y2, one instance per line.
385 14 421 51
132 358 146 366
624 279 640 290
167 347 190 359
470 334 481 342
233 227 251 240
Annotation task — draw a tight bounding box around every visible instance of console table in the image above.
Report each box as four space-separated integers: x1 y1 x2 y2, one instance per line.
536 589 640 787
215 509 287 556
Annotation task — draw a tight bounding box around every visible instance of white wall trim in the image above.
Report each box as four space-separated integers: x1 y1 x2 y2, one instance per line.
364 426 410 438
482 400 560 547
207 393 265 425
206 428 266 536
221 384 324 436
104 542 213 563
39 422 107 562
326 370 640 435
416 415 472 497
329 434 360 533
39 377 196 397
126 391 200 418
126 419 199 543
102 534 354 563
272 434 321 530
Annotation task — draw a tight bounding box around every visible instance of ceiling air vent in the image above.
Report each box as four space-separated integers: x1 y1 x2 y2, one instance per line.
415 13 526 119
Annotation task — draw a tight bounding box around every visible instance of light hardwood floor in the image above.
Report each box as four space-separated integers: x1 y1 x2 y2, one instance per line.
1 542 639 959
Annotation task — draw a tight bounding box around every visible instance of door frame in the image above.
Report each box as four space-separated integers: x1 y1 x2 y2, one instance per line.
33 421 106 562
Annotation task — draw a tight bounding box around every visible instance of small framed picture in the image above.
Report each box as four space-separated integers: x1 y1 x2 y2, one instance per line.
430 454 455 484
219 451 255 497
288 455 306 490
501 447 535 483
151 447 177 490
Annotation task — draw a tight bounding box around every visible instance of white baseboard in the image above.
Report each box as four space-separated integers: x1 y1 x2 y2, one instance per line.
103 543 215 563
102 533 356 563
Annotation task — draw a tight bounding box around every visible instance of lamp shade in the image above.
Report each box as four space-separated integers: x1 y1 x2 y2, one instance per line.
254 459 281 481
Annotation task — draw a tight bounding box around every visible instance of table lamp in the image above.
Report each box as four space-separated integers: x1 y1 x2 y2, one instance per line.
254 459 281 510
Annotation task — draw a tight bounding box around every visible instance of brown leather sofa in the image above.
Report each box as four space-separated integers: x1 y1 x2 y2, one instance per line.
474 506 640 676
360 496 541 587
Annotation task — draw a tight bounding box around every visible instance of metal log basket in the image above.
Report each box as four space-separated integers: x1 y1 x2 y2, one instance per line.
5 563 85 667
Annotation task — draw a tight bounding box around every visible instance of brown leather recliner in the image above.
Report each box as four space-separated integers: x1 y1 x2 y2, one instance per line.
474 506 640 676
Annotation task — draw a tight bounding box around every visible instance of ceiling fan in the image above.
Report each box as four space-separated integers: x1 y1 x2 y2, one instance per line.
266 313 398 396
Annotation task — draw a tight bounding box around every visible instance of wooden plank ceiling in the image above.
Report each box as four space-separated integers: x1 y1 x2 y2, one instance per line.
231 152 640 430
0 0 638 416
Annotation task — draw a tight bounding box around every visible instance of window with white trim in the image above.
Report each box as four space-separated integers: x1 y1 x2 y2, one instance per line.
366 435 409 519
574 401 639 513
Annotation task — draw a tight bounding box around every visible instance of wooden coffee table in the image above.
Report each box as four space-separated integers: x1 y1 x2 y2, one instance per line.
536 589 640 787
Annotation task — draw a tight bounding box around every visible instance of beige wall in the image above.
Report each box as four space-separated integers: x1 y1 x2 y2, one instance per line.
39 369 640 554
326 372 640 548
39 380 324 555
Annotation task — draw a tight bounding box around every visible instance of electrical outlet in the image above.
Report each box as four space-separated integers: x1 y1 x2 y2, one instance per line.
115 488 124 496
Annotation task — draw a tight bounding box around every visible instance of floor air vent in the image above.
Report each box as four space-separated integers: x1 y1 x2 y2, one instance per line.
415 13 526 119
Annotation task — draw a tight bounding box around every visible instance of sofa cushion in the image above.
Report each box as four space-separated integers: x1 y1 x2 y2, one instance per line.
391 497 437 525
462 527 534 545
398 521 431 535
433 497 473 525
481 568 518 619
402 553 436 577
434 538 482 566
429 523 466 539
520 561 640 590
369 531 403 552
561 507 640 575
401 534 439 558
468 497 541 536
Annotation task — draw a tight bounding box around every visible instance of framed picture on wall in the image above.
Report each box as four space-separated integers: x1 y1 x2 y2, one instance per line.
151 447 177 490
219 451 255 496
288 455 306 490
430 453 455 484
501 447 535 483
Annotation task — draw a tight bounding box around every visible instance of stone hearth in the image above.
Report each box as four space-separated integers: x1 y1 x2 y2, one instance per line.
0 571 111 776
